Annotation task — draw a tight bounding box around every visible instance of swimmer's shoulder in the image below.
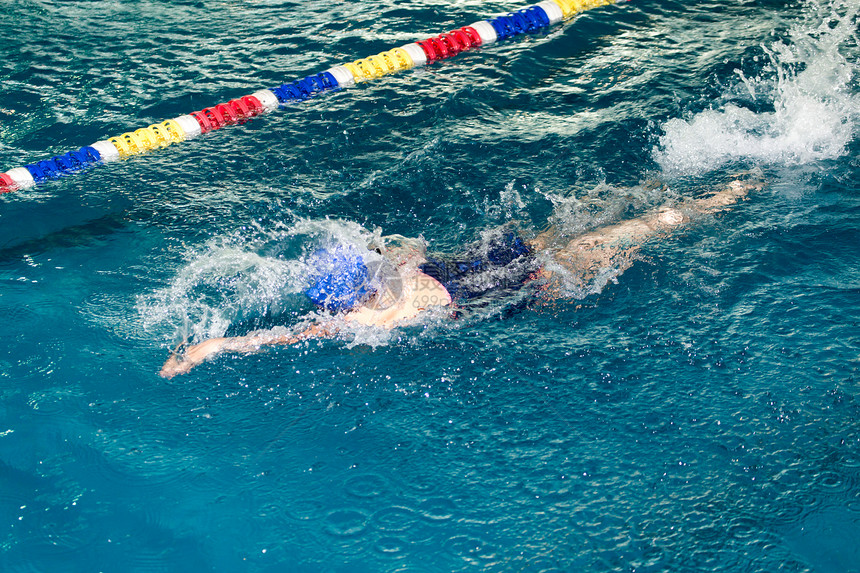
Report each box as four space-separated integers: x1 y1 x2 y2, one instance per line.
409 269 452 311
345 269 451 328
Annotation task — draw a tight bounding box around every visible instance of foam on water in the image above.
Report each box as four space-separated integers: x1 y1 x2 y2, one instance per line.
654 0 859 175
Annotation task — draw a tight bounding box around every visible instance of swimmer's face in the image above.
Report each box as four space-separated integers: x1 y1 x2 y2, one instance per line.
370 234 427 269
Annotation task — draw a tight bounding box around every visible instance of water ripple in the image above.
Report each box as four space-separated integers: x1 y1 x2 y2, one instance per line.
373 535 409 557
372 505 418 533
344 472 389 499
323 508 370 538
416 497 456 523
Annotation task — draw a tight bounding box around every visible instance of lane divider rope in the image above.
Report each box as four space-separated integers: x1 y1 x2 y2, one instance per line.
0 0 622 194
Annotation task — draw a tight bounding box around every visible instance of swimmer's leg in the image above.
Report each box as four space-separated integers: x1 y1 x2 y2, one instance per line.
531 174 766 291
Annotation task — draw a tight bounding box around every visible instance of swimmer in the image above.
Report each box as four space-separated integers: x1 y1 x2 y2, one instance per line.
159 175 764 378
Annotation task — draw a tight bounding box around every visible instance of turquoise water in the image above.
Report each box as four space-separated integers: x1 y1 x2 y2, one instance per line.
1 0 859 571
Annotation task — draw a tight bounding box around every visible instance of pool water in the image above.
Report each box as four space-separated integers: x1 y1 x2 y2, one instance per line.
1 0 859 571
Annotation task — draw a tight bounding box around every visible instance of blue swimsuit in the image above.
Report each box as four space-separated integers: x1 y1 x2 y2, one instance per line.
419 233 538 302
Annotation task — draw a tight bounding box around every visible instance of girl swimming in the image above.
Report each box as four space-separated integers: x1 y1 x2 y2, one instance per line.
159 176 763 378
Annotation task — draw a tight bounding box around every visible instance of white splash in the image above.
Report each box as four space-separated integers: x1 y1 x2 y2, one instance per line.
137 219 400 345
139 246 308 343
654 0 859 175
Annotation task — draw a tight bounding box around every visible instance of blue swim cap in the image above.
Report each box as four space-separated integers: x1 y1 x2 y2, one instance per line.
305 244 374 313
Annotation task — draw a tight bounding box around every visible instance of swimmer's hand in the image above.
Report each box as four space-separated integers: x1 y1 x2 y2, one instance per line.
159 338 228 378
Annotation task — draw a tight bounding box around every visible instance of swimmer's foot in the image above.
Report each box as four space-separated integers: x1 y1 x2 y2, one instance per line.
693 174 766 213
728 167 765 182
725 174 766 199
726 169 766 198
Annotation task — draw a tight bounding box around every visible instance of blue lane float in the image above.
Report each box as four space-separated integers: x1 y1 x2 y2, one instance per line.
0 0 623 194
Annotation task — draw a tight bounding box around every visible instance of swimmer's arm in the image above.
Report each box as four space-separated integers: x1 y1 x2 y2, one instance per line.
159 321 336 378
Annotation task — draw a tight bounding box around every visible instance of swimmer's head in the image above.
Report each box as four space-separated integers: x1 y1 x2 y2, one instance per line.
305 244 374 313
